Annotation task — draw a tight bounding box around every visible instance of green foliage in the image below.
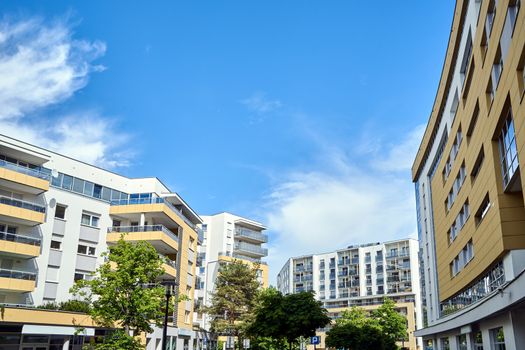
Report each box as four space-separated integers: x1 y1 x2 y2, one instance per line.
70 238 167 344
246 288 331 350
325 298 408 350
85 330 143 350
38 300 92 313
204 259 260 338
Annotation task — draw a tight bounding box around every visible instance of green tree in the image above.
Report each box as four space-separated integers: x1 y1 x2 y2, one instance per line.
372 298 408 348
325 298 408 350
246 288 330 350
71 238 168 349
204 259 260 348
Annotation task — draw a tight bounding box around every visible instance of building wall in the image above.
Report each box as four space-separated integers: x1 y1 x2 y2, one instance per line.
0 134 201 346
276 238 422 349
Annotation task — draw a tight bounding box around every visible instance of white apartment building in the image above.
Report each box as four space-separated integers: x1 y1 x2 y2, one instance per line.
0 134 202 350
194 212 269 347
277 238 422 350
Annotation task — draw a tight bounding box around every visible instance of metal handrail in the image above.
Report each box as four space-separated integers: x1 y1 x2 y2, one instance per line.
0 195 45 213
234 227 268 243
0 160 51 181
107 225 179 241
110 197 197 231
0 268 36 280
0 231 41 246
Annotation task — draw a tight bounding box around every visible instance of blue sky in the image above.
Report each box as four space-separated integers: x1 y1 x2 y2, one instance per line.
0 1 454 281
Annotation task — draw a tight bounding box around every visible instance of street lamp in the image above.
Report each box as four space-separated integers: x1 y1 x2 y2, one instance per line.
160 280 178 350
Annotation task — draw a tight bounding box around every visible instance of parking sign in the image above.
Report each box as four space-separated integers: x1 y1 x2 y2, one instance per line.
310 336 320 345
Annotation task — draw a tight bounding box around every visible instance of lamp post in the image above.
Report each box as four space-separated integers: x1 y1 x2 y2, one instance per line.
159 280 178 350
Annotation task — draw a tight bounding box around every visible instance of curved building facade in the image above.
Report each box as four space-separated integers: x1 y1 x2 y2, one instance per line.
413 0 525 349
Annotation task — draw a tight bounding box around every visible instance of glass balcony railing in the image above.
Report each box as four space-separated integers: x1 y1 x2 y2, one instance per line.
234 242 268 256
0 196 45 213
159 254 177 269
110 197 197 231
235 227 268 243
0 231 41 246
231 253 268 265
108 225 179 241
0 160 51 181
0 269 36 281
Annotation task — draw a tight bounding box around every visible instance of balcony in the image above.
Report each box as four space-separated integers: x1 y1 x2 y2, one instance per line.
110 197 197 232
107 225 179 255
235 227 268 243
0 269 36 292
0 231 40 258
234 241 268 258
338 271 348 277
0 196 46 226
0 160 50 194
231 253 268 265
160 254 177 279
294 275 313 283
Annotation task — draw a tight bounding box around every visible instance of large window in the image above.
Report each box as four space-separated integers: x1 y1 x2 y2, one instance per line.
491 327 506 350
498 111 519 189
473 331 484 350
457 334 467 350
440 337 450 350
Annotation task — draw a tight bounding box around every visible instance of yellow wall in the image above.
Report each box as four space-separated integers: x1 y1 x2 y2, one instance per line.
0 277 35 292
0 239 40 257
1 306 95 327
106 230 179 252
0 167 49 192
415 0 525 302
0 203 45 224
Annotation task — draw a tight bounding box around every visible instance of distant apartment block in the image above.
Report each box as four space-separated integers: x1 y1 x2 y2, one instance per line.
194 212 269 341
277 238 422 350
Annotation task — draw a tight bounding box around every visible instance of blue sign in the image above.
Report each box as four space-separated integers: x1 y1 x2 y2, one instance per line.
310 336 320 345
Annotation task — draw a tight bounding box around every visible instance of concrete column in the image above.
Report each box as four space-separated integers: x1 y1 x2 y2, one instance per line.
62 337 70 350
140 213 146 226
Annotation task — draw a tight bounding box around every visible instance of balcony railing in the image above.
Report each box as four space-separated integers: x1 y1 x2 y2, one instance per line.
108 225 179 242
110 197 197 231
234 242 268 256
231 253 268 265
159 254 177 269
0 196 45 213
0 231 41 246
0 269 36 281
235 227 268 243
0 160 51 181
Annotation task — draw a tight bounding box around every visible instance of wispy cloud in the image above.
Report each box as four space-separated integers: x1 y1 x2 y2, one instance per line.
241 92 282 114
0 16 131 168
262 124 421 284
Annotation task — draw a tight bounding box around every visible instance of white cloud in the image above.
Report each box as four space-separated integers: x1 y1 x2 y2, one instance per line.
263 126 421 284
371 124 426 172
0 16 130 168
241 92 282 114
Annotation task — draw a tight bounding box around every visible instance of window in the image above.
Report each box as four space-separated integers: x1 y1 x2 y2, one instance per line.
54 204 66 219
508 0 521 31
441 337 450 350
72 177 84 193
0 224 17 234
184 311 190 323
498 110 520 189
475 193 491 226
486 0 497 38
491 327 506 350
492 46 504 90
460 29 473 88
81 212 100 228
77 244 96 256
50 240 61 250
473 331 484 350
74 271 91 282
61 174 73 190
457 334 467 350
93 184 103 199
450 89 460 121
471 146 485 180
466 101 480 139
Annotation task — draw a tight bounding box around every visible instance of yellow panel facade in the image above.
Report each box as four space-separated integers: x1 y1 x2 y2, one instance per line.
0 203 45 225
415 0 525 302
0 239 40 258
0 167 49 192
0 277 36 292
106 230 179 253
1 306 96 327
